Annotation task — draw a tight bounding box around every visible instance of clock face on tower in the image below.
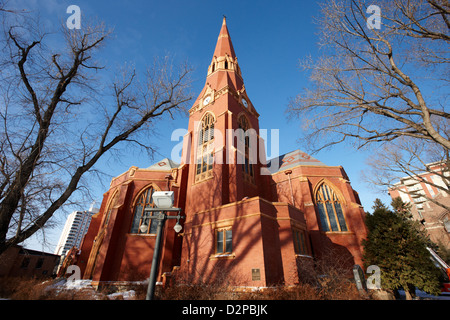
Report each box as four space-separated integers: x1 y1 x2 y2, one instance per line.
203 96 211 106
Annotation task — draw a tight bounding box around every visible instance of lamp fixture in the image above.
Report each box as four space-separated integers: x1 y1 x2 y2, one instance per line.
152 191 174 209
173 222 182 233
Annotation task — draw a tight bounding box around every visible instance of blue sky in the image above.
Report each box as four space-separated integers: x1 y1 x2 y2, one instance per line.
10 0 393 252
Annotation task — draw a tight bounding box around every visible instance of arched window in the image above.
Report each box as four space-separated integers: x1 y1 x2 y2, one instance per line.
315 183 347 232
238 115 254 179
130 186 159 234
224 60 228 69
196 113 215 181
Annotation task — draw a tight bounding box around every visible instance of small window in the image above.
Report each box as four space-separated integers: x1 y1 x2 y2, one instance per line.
196 113 215 182
35 258 44 269
216 228 232 254
444 216 450 233
224 61 228 69
238 116 254 180
21 258 30 269
292 229 309 255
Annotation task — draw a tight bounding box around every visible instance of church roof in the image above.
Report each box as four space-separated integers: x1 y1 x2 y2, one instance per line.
145 158 179 171
266 149 326 174
213 17 236 59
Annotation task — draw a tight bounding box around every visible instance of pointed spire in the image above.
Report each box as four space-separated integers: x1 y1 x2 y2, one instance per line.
213 16 236 59
190 17 251 114
204 17 243 91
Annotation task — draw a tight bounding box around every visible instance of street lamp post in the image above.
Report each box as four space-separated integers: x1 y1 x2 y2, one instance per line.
144 192 184 300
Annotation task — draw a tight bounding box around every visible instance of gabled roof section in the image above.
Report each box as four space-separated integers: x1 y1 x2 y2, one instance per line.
145 158 180 171
266 149 326 174
213 17 236 59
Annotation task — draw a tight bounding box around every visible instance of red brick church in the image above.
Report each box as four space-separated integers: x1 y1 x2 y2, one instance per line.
76 18 368 288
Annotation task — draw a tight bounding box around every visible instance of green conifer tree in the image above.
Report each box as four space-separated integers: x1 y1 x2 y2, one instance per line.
362 198 441 299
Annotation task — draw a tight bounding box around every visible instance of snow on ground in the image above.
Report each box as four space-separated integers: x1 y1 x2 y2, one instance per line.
46 279 137 300
55 279 93 290
107 290 136 300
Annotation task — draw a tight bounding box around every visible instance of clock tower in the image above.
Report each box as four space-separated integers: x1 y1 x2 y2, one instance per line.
183 17 265 215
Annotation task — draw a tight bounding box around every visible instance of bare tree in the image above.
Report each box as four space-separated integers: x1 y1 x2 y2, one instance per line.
287 0 449 210
0 13 192 254
288 0 449 151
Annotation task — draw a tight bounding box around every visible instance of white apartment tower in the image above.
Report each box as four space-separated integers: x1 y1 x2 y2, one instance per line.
389 162 449 217
389 162 449 251
55 204 99 256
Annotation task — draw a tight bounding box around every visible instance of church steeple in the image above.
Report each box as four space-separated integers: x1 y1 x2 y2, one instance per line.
206 17 243 88
190 17 258 115
184 16 262 212
212 16 236 59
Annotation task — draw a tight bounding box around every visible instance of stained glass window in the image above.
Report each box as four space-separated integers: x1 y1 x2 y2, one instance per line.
130 187 159 234
315 184 348 232
196 113 215 181
238 115 254 180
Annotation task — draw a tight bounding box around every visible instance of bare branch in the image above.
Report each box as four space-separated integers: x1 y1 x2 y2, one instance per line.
289 0 450 152
0 16 193 254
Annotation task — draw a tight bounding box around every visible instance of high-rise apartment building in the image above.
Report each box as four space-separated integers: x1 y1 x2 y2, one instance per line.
55 205 99 256
389 162 449 250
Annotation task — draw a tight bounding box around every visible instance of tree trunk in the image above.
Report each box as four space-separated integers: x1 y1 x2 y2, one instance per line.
404 289 413 300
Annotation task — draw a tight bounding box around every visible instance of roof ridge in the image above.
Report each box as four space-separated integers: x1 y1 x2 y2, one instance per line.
146 158 180 170
266 149 326 174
